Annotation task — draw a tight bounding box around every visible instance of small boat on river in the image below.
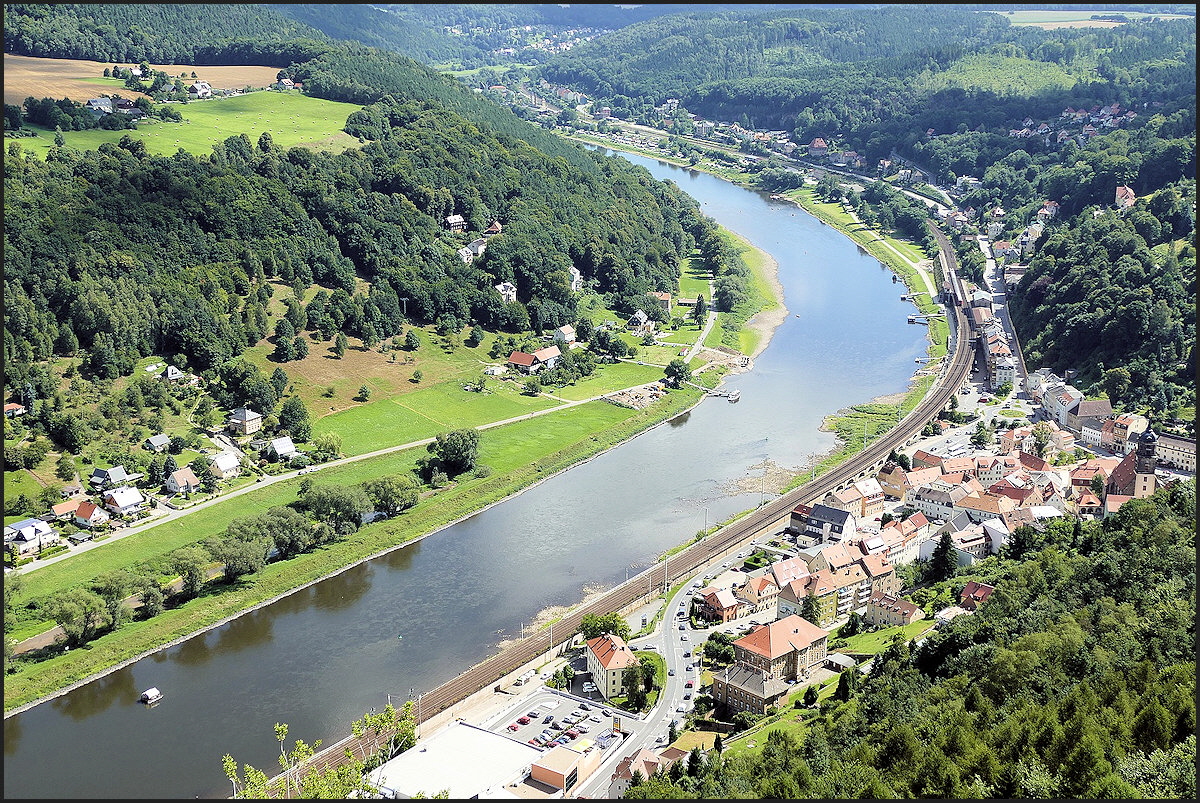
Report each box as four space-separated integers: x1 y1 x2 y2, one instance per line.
139 687 163 706
728 390 741 402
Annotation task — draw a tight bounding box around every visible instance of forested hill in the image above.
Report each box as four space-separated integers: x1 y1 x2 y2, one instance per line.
2 4 727 392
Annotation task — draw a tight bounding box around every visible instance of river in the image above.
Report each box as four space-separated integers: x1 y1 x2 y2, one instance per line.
3 150 928 799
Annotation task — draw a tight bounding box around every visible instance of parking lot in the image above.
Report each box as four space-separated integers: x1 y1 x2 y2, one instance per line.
488 689 622 752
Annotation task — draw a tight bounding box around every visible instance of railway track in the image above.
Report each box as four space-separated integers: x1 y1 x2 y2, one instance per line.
273 225 974 791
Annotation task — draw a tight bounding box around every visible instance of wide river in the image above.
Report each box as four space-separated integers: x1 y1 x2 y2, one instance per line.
3 149 928 799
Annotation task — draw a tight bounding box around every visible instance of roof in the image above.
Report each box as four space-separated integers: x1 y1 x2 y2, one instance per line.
586 633 640 671
807 503 851 526
105 487 144 506
269 436 297 454
145 433 170 447
868 591 923 617
229 407 261 422
367 721 537 799
769 556 811 586
210 452 240 471
735 614 827 660
531 345 561 363
169 467 200 487
507 350 536 367
76 501 107 520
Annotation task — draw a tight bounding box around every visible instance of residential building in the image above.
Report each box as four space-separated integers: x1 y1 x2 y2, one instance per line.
89 464 132 489
1155 433 1196 473
4 518 58 555
863 592 926 628
74 501 111 528
209 452 242 480
584 633 640 702
959 580 995 611
735 575 779 614
50 498 82 521
609 748 687 799
104 487 147 516
144 433 170 453
267 436 299 461
626 309 655 336
227 407 263 436
531 345 561 371
443 213 467 232
495 281 518 304
800 503 858 544
166 467 201 494
4 402 28 417
695 586 743 623
710 615 827 716
506 350 537 374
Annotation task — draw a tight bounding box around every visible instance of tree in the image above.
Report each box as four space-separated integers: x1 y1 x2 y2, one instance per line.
927 531 957 582
800 593 822 626
412 370 423 384
278 396 311 441
404 330 421 351
427 429 480 476
833 667 857 701
136 575 165 619
54 453 76 481
362 475 419 516
300 484 372 532
664 358 692 387
691 293 708 327
311 432 342 461
171 546 210 599
356 384 371 402
43 587 110 646
803 684 820 707
580 612 631 641
93 570 135 632
522 377 541 396
333 332 347 359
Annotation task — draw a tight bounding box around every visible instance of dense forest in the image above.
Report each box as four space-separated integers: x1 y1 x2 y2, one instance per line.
624 483 1196 799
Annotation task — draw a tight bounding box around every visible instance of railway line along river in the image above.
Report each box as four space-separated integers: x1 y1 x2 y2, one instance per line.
3 150 930 799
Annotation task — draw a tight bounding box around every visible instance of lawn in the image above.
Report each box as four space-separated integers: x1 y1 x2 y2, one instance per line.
678 256 714 301
312 378 562 456
541 361 665 401
17 89 362 159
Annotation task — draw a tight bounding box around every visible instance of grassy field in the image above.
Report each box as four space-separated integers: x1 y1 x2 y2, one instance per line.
14 89 362 159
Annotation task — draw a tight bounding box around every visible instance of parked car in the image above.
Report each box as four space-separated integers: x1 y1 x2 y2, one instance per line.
527 710 540 718
507 723 519 731
683 693 692 700
518 716 531 724
678 623 685 630
685 680 694 688
543 714 553 724
668 669 675 676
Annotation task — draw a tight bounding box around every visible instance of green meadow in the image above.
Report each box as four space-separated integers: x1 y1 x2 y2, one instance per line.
19 90 363 159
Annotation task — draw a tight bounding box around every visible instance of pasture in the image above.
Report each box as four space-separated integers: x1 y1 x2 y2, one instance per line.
1002 9 1191 28
12 83 362 159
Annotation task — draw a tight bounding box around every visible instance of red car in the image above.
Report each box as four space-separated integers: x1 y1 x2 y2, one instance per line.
684 680 694 688
507 723 519 731
517 716 531 724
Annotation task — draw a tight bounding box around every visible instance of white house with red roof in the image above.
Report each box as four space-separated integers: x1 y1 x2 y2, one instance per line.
584 633 640 702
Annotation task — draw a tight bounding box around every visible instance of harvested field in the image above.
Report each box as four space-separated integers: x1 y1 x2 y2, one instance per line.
3 54 281 105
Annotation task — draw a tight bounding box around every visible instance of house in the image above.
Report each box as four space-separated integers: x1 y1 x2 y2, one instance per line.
534 741 604 795
267 436 299 461
495 281 518 304
456 246 474 264
735 574 780 614
800 503 858 544
530 345 561 371
553 324 577 345
1155 433 1196 473
161 365 194 385
4 402 27 417
89 465 134 489
959 580 995 611
568 266 584 293
710 615 828 716
1114 185 1136 209
4 518 58 555
188 81 212 99
165 467 201 495
1105 429 1158 499
74 501 111 528
807 138 828 157
466 238 488 259
767 555 812 588
863 592 925 628
104 487 147 516
443 214 467 232
584 633 640 701
651 291 672 314
626 309 655 336
272 77 295 90
209 452 242 480
144 433 170 453
483 220 503 238
609 747 687 799
506 350 538 374
51 498 83 521
695 586 744 623
227 407 263 436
